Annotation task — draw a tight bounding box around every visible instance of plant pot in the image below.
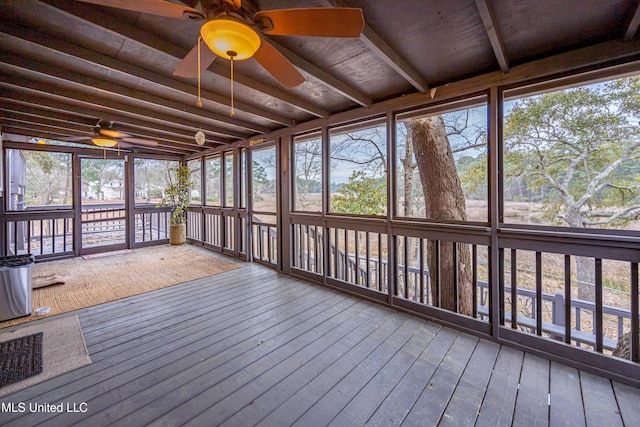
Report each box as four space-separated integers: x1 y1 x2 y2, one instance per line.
169 223 186 245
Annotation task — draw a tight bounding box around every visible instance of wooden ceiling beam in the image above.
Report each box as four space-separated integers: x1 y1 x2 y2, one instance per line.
360 26 429 93
0 76 234 147
0 99 220 153
0 114 92 135
3 124 200 156
320 0 428 93
625 1 640 40
0 95 223 147
0 112 202 154
39 0 329 119
0 21 291 129
0 103 98 128
475 0 510 73
0 52 250 141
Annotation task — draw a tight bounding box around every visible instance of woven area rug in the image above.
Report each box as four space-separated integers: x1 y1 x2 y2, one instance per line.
0 245 241 328
0 333 43 388
0 315 90 397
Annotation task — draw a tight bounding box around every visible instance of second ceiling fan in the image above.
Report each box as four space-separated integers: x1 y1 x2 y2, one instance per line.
75 0 366 89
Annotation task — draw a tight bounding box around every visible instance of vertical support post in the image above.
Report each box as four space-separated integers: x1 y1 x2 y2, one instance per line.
73 152 82 256
489 86 501 338
125 154 134 248
387 111 396 306
279 136 291 274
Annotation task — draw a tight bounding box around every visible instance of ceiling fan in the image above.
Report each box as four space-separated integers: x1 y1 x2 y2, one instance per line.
74 0 366 89
64 121 159 149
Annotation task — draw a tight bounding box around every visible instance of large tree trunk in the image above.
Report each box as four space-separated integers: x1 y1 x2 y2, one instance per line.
406 117 473 316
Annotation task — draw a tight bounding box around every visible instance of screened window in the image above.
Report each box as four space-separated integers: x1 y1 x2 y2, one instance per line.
502 75 640 231
187 159 201 204
224 152 234 207
134 158 178 206
293 132 322 212
205 156 221 206
329 120 387 216
252 145 277 213
240 148 247 209
6 149 72 211
396 101 488 222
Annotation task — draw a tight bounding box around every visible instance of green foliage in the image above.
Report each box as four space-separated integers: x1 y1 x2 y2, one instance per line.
157 164 192 224
457 154 487 199
503 76 640 228
23 151 72 206
331 171 386 215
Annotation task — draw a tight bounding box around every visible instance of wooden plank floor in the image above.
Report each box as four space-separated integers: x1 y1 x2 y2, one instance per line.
1 258 639 426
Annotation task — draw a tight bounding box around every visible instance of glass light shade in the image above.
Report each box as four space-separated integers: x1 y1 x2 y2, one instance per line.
92 137 118 148
200 19 261 60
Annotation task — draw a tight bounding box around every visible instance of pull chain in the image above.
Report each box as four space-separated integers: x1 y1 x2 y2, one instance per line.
197 35 203 108
230 56 235 117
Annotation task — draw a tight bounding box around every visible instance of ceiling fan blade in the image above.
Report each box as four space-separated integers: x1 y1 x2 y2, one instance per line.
121 137 159 147
99 128 129 139
253 38 305 89
255 8 364 37
75 0 205 20
173 43 217 78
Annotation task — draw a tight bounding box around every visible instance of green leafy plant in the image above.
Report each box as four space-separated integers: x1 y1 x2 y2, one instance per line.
158 164 192 224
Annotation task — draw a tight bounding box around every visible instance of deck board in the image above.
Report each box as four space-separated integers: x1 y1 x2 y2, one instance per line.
512 353 550 427
550 362 585 426
474 345 523 427
0 259 638 427
581 371 624 427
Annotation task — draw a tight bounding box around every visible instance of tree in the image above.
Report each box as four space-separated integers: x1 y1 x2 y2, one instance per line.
406 116 474 315
330 171 386 215
25 151 72 206
294 138 322 210
504 77 640 299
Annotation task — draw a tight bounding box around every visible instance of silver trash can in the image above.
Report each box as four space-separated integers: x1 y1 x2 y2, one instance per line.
0 254 35 321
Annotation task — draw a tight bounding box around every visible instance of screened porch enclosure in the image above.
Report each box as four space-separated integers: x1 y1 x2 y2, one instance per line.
1 0 640 407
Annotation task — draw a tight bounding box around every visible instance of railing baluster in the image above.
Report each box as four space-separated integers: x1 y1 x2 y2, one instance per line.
403 236 409 298
631 262 639 362
39 219 44 255
453 242 459 313
595 258 603 353
306 224 311 271
536 251 542 336
434 240 441 308
511 249 518 329
366 232 371 288
564 255 572 344
420 238 425 304
52 218 56 254
378 233 383 292
472 244 477 318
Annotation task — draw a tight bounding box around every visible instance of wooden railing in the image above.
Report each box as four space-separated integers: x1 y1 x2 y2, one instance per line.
291 221 639 360
4 210 74 257
185 206 243 256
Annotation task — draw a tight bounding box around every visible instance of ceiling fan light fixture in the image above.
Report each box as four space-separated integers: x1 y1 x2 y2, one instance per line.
200 19 261 60
92 137 118 148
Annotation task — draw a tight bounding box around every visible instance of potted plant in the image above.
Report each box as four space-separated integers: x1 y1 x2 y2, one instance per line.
158 164 191 245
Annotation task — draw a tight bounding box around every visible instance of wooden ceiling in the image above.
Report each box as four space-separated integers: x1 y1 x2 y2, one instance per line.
1 0 640 156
